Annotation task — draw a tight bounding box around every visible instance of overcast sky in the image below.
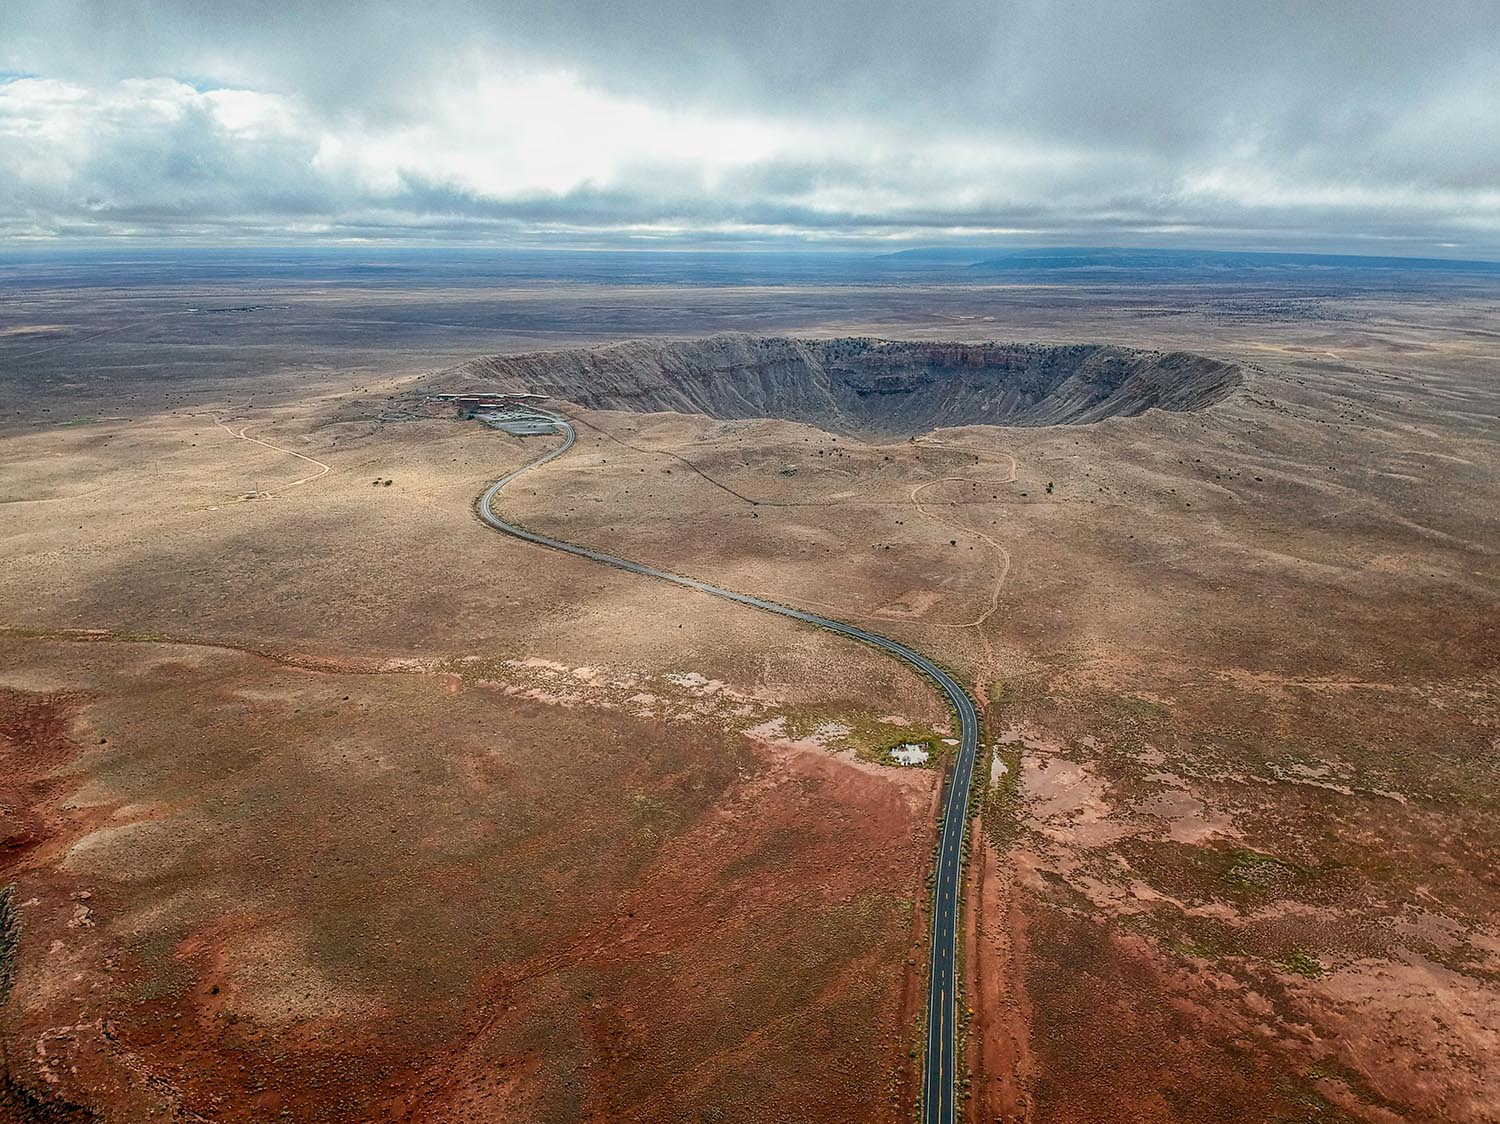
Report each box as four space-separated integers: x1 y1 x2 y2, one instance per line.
2 0 1498 254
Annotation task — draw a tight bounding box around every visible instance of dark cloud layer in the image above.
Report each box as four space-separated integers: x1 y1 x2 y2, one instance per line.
2 1 1497 252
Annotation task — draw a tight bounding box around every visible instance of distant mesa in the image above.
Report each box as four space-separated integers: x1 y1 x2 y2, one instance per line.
429 334 1241 438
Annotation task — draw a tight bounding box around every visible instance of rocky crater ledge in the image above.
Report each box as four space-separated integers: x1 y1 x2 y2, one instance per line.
425 334 1243 437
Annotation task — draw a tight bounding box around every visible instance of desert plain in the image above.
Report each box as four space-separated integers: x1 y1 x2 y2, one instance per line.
1 252 1497 1123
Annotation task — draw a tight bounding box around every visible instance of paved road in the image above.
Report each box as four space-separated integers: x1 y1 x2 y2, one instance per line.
478 415 980 1124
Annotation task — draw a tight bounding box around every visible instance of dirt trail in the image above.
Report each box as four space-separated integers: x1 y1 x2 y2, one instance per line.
210 415 332 490
909 475 1014 630
905 448 1019 698
0 626 407 677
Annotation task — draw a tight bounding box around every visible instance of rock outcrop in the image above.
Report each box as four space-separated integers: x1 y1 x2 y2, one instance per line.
432 334 1241 437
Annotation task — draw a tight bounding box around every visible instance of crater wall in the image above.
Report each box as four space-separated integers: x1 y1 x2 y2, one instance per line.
434 334 1242 437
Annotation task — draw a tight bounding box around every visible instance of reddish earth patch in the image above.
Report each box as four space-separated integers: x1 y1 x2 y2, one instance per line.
0 644 936 1123
964 664 1500 1124
392 736 930 1123
964 833 1033 1124
0 688 95 876
0 687 118 1119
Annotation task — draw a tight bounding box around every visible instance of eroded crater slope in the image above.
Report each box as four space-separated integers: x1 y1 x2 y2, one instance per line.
434 334 1242 436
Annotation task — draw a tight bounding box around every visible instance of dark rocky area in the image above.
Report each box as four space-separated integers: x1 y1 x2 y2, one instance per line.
434 334 1243 437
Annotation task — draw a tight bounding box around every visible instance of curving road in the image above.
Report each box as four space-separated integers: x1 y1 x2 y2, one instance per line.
477 412 980 1124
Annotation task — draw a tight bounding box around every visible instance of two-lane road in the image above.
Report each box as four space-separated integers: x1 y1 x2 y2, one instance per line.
477 414 980 1124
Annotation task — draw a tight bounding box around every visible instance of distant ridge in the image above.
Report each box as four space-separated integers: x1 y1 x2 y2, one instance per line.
883 246 1500 273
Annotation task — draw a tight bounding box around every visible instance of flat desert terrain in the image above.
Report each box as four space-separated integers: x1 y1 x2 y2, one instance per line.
1 254 1497 1123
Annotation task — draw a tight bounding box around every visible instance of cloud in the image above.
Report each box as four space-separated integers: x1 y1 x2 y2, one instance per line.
1 1 1497 252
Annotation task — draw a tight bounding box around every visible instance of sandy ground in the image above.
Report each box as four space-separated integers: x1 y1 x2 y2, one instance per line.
1 273 1498 1121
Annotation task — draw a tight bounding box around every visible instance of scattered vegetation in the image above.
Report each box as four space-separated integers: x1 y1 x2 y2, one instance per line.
776 707 948 769
0 1074 98 1123
0 884 18 1008
981 746 1024 852
1278 948 1326 978
1120 839 1318 907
